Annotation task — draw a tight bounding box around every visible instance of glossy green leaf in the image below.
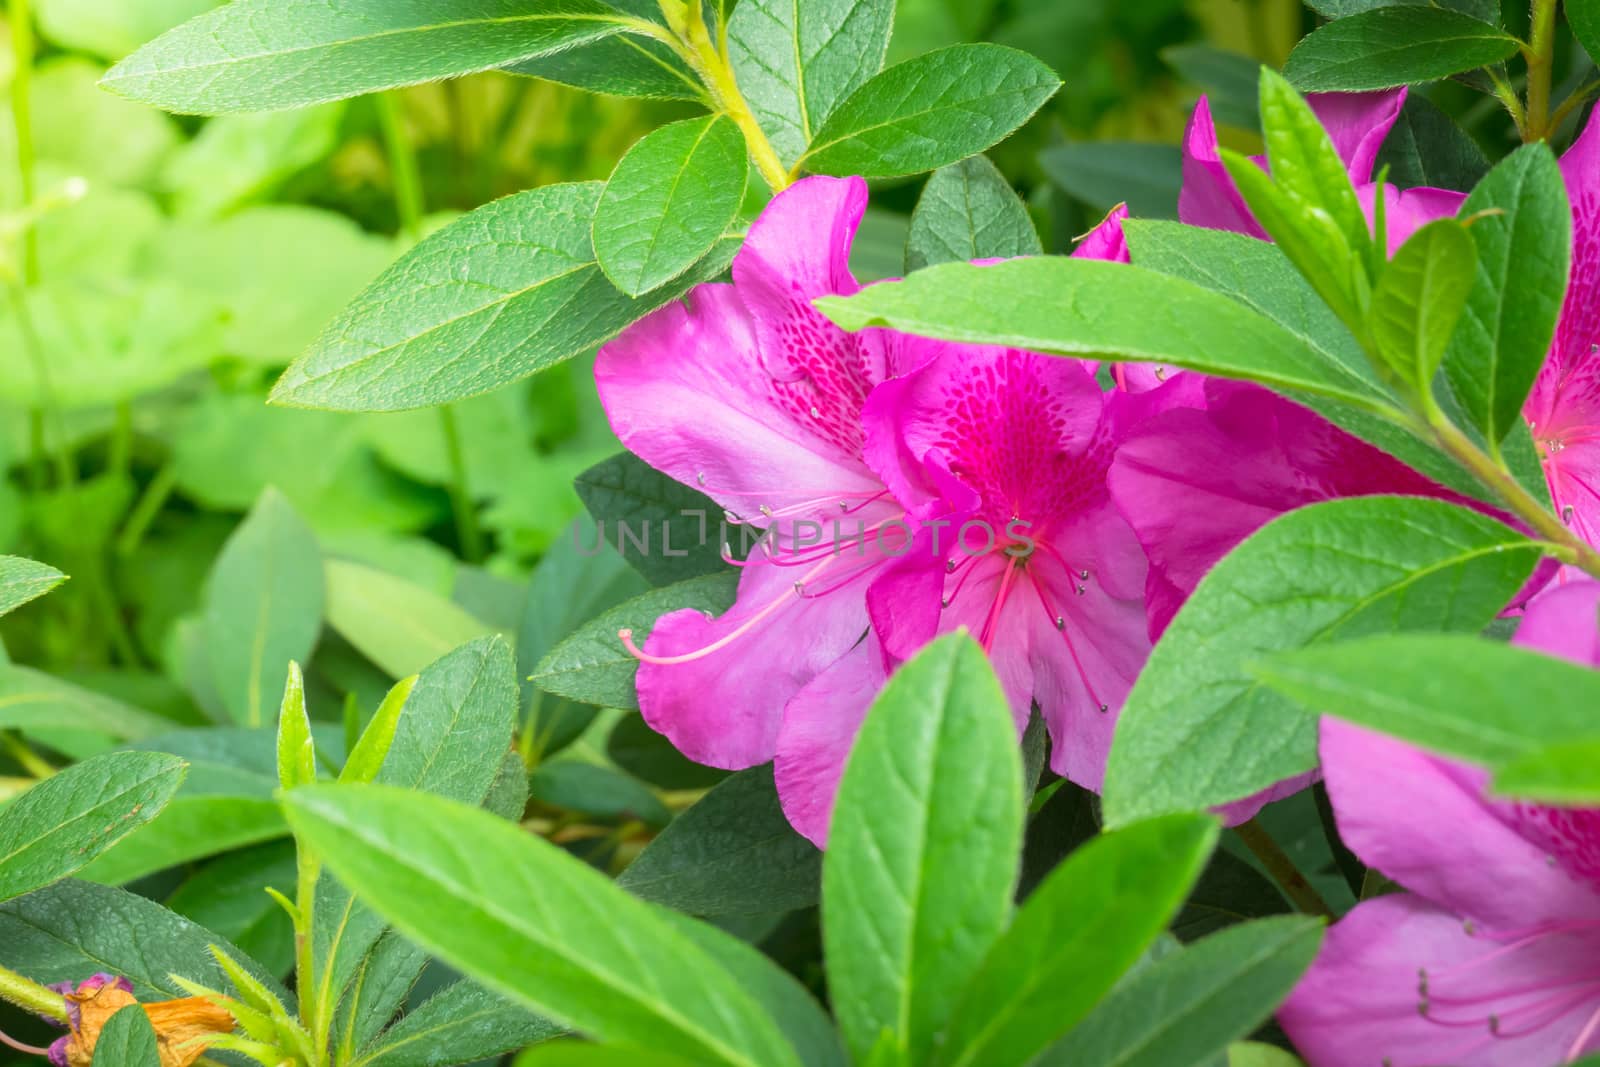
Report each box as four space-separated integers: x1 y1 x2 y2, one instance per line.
285 785 804 1067
1040 916 1324 1067
816 257 1384 407
270 183 737 411
824 634 1023 1066
0 879 289 1003
1374 92 1490 192
618 765 819 915
1284 7 1519 92
1255 634 1600 770
323 560 494 678
595 115 748 296
726 0 895 166
906 155 1041 272
1102 498 1541 825
931 815 1219 1067
573 452 727 586
1493 739 1600 805
0 556 66 617
354 980 561 1067
802 45 1061 178
1120 220 1493 503
0 751 185 903
205 488 324 728
531 571 738 709
1443 143 1571 446
93 1005 161 1067
276 662 316 791
1370 219 1476 389
102 0 633 114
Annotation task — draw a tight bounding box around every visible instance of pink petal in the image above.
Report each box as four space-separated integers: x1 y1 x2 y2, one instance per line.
1515 580 1600 667
1359 182 1467 254
1319 719 1600 930
1073 204 1130 263
636 558 878 769
773 637 887 846
1279 893 1600 1067
1307 89 1408 185
1179 96 1267 238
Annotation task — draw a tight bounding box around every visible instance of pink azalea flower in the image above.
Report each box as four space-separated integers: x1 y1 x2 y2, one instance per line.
596 175 924 776
1279 581 1600 1066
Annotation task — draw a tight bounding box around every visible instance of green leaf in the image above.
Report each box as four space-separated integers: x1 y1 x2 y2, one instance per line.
1162 44 1260 130
1229 1044 1304 1067
906 155 1041 272
594 115 748 297
726 0 895 167
0 556 66 617
802 44 1061 178
270 183 737 412
574 452 728 586
516 1046 701 1067
618 765 819 915
102 0 633 114
0 879 289 1003
1573 0 1600 67
528 761 671 827
0 664 172 740
78 795 286 886
276 662 316 791
1370 219 1476 389
1120 219 1495 503
511 33 702 100
1102 497 1541 825
166 843 298 979
323 560 494 678
0 751 185 903
34 0 221 61
1039 916 1324 1067
1305 0 1498 18
816 257 1385 407
531 571 738 709
823 634 1024 1067
1255 634 1600 770
1038 142 1183 220
339 675 420 784
353 980 561 1067
1284 7 1519 92
931 815 1219 1067
1493 739 1600 805
1374 92 1490 192
608 713 728 789
285 784 804 1067
161 105 347 220
1443 143 1571 446
205 488 324 728
93 1005 161 1067
1174 849 1293 942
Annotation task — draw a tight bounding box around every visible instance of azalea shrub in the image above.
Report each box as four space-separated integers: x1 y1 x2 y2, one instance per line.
4 0 1600 1065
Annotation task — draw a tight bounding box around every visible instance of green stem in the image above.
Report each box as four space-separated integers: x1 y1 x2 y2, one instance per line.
294 844 325 1062
0 731 53 778
437 404 485 565
1424 408 1600 581
9 0 37 286
109 401 133 481
374 92 424 242
1235 819 1336 920
1486 65 1530 139
0 963 67 1023
10 284 72 491
1523 0 1559 141
115 463 177 557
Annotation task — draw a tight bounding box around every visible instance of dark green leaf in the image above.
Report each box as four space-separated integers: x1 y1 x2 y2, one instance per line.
594 115 749 296
573 453 727 586
1162 45 1260 130
0 556 66 617
271 184 738 412
1038 142 1182 220
531 572 738 709
511 33 702 100
932 815 1219 1067
608 714 728 790
816 257 1386 407
354 979 562 1067
726 0 895 166
1444 143 1571 446
1374 91 1490 192
906 155 1041 272
205 488 323 728
103 0 633 114
1573 0 1600 67
1102 498 1540 825
1255 634 1600 769
1040 917 1324 1067
802 45 1062 179
0 751 185 903
1174 849 1291 942
529 761 671 826
618 765 819 916
824 635 1024 1066
285 784 805 1067
1306 0 1498 18
93 1005 160 1067
1370 219 1476 388
1284 7 1519 92
166 843 298 979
